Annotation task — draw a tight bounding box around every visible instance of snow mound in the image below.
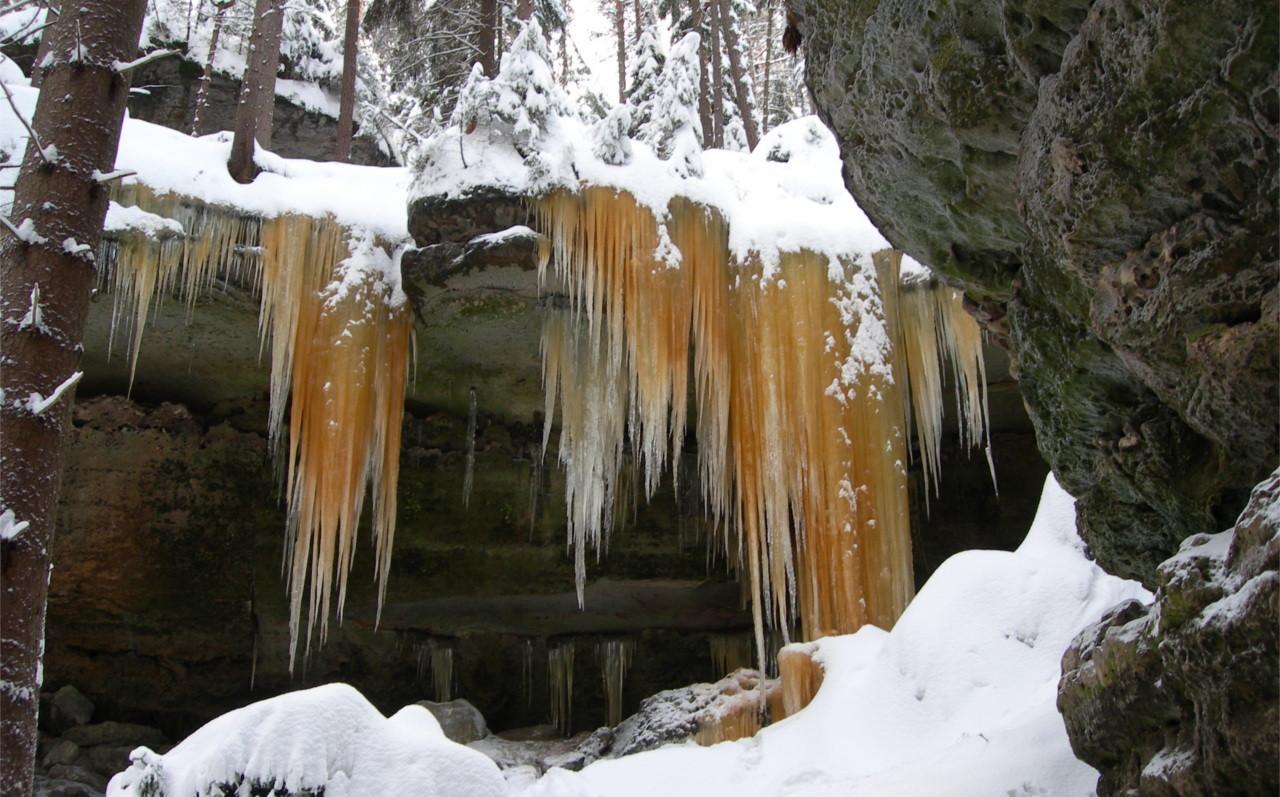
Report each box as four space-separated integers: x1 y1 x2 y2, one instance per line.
519 475 1151 796
106 683 505 797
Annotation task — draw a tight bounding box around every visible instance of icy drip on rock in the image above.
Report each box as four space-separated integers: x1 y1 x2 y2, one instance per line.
708 632 753 677
462 386 478 507
596 638 635 726
521 639 535 707
547 640 575 735
100 184 413 670
431 643 455 703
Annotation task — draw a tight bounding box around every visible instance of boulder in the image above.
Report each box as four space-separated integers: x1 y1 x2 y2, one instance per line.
40 739 80 769
415 699 489 745
62 722 168 751
47 686 94 734
1059 469 1279 795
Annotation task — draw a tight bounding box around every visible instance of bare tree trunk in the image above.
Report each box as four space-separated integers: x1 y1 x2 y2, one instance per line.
228 0 284 183
613 0 626 103
517 0 533 21
478 0 497 77
709 0 724 147
691 0 712 144
633 0 641 43
191 0 233 135
762 0 774 134
28 1 60 88
0 4 148 795
559 29 569 86
334 0 361 162
716 0 759 149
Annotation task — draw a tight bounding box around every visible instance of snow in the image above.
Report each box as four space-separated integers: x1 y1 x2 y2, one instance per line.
0 508 30 542
106 683 505 797
104 201 185 238
516 475 1151 797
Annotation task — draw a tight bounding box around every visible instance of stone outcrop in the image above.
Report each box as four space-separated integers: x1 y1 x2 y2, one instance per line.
793 0 1278 584
1059 469 1278 795
791 1 1278 791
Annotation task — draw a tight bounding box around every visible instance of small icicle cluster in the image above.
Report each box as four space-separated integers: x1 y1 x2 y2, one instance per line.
547 640 576 735
596 638 635 726
102 186 413 670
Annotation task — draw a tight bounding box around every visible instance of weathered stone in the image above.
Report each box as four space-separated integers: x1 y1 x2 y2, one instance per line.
48 686 95 734
43 765 107 794
1058 470 1279 795
40 739 80 770
416 698 489 745
31 775 102 797
61 723 168 751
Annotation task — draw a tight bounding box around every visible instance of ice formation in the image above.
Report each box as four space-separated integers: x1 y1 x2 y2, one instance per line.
547 640 576 735
707 633 752 678
597 638 635 726
101 184 412 669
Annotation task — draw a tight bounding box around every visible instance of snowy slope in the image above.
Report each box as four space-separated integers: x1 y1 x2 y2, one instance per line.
519 475 1151 797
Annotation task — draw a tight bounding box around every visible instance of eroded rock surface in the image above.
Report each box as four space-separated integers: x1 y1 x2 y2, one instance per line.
1059 470 1279 795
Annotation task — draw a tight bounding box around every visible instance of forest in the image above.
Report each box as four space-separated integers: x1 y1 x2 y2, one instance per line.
0 1 1275 796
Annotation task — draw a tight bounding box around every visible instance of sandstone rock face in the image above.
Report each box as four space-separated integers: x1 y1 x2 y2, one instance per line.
793 0 1278 585
1059 470 1279 796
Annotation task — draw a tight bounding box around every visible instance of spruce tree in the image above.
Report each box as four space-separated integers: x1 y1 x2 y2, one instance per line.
645 31 703 177
626 24 666 140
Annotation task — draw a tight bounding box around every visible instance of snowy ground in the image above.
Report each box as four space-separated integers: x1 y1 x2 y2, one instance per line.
517 475 1150 797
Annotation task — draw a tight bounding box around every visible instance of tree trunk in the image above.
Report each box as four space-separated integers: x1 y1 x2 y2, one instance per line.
478 0 497 77
228 0 284 183
613 0 626 103
709 0 723 147
28 1 60 88
517 0 533 21
0 4 148 796
191 0 233 136
633 0 641 43
559 29 569 86
690 0 712 144
762 0 774 133
716 0 759 149
334 0 361 162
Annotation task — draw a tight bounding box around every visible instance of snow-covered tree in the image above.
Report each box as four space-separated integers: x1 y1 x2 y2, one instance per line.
490 17 570 154
645 31 703 177
626 24 666 139
592 105 633 165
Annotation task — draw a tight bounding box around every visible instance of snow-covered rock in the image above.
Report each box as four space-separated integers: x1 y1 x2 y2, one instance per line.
106 683 505 797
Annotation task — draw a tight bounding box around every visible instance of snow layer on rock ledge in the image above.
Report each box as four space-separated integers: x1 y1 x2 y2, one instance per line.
106 683 505 797
518 475 1151 797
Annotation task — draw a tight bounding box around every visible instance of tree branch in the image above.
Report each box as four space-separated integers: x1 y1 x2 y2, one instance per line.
113 48 179 75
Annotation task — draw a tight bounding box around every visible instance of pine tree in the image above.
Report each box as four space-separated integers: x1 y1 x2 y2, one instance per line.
645 31 703 177
228 0 285 182
490 17 569 155
626 25 665 139
334 0 361 161
592 104 633 165
0 4 149 794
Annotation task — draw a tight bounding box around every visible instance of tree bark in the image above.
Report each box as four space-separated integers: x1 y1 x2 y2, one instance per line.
334 0 361 162
516 0 533 21
191 0 233 136
690 0 712 144
228 0 284 183
709 0 723 147
762 0 774 133
478 0 497 77
0 4 148 796
716 0 759 149
613 0 626 103
633 0 641 43
28 1 60 88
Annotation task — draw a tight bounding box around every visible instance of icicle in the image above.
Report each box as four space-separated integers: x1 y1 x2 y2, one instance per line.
431 641 455 702
547 640 575 735
708 632 752 677
462 386 478 507
521 639 535 707
775 642 824 719
101 185 413 671
596 638 634 726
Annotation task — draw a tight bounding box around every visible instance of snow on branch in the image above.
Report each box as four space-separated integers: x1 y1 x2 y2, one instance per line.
25 370 82 415
0 509 30 542
93 168 136 184
0 80 48 164
113 49 178 76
